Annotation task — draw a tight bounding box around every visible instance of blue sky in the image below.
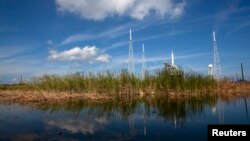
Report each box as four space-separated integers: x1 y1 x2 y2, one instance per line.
0 0 250 83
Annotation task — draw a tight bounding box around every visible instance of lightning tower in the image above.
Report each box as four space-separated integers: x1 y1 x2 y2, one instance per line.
141 44 146 78
212 31 221 79
128 29 135 74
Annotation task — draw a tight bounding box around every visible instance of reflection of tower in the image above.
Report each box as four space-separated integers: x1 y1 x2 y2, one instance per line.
141 44 146 79
143 103 147 136
211 105 217 114
208 64 213 75
217 99 224 124
128 29 135 74
174 115 177 129
212 31 221 79
244 97 248 117
129 114 135 136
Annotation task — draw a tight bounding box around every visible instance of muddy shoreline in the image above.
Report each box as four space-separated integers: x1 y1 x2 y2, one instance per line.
0 87 250 105
0 90 116 105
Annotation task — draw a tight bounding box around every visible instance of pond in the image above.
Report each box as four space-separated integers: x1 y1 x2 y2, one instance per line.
0 95 249 141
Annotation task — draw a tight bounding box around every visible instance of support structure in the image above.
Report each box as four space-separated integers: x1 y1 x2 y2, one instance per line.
212 31 221 79
128 29 135 74
142 44 146 78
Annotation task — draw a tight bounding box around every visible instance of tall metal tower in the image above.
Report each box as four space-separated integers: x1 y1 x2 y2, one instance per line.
141 44 146 78
128 29 135 74
212 31 221 79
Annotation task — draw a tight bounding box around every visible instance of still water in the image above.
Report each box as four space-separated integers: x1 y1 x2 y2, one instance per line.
0 95 249 141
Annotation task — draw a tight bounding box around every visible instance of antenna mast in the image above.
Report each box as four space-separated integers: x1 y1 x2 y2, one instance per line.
212 31 221 79
142 44 146 78
128 29 135 74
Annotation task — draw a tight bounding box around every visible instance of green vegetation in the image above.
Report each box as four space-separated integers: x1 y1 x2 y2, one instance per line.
27 69 216 95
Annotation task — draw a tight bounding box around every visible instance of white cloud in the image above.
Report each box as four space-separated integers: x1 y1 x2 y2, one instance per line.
48 46 111 63
62 34 92 45
130 0 185 20
169 2 185 19
55 0 185 20
95 54 111 63
46 117 108 134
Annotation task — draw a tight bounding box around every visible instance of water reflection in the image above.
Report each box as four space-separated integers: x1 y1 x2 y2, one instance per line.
37 94 218 131
45 117 108 134
36 94 217 120
145 95 216 122
244 97 248 117
0 95 250 140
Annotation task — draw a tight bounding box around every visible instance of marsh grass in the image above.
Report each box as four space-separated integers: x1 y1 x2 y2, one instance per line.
26 69 217 95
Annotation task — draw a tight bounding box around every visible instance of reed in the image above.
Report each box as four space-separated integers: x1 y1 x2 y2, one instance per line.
25 69 217 95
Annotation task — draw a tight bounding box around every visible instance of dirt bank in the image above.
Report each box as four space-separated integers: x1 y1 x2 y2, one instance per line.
0 90 116 105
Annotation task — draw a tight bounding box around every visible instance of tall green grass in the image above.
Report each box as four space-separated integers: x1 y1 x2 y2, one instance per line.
28 68 216 95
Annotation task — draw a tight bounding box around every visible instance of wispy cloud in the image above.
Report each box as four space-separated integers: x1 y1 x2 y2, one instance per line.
213 1 250 31
175 3 250 32
0 40 43 80
92 51 211 73
61 34 93 45
0 55 42 77
135 29 185 42
227 21 250 35
148 64 164 70
60 24 131 45
60 20 158 46
0 42 41 59
103 40 128 51
46 39 54 46
103 29 185 51
175 52 210 60
109 52 210 66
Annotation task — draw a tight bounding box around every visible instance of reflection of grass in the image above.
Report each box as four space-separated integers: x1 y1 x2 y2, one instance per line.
34 94 217 122
28 69 216 95
148 95 217 121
